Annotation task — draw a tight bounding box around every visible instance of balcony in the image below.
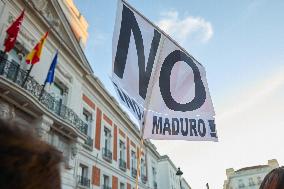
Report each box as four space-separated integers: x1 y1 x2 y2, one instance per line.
141 174 147 184
102 148 112 163
0 55 92 147
77 175 90 188
153 181 157 189
102 185 112 189
119 158 126 171
131 167 137 178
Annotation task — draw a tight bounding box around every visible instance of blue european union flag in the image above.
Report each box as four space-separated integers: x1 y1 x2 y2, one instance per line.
45 50 58 84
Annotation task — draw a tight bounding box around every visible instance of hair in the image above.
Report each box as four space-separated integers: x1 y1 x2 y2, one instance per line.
0 119 62 189
260 167 284 189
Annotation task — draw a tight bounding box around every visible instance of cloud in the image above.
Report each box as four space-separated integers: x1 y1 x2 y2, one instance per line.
157 11 213 44
217 67 284 124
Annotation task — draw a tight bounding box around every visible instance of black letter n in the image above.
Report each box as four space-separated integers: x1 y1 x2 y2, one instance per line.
114 5 161 99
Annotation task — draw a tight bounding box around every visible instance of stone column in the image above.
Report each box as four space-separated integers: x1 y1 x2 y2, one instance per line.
36 115 53 142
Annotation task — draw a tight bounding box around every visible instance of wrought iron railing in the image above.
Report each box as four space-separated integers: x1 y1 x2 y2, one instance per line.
102 148 112 162
131 167 137 178
83 136 93 149
0 56 91 140
77 175 90 188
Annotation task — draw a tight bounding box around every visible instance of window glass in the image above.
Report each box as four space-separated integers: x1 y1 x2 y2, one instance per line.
9 41 28 66
119 140 125 160
83 109 92 135
103 175 109 187
79 164 88 178
131 150 137 169
104 127 111 150
51 83 64 101
120 182 125 189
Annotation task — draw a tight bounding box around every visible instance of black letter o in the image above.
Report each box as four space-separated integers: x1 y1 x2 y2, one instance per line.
159 50 206 112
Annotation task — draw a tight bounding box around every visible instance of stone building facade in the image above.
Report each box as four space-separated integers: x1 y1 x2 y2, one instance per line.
181 178 191 189
158 155 191 189
0 0 191 189
223 159 279 189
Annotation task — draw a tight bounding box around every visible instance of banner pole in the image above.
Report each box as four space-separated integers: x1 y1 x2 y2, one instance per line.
134 27 167 189
135 137 144 189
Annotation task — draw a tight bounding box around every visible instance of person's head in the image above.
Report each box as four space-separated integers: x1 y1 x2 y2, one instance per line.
0 119 62 189
260 167 284 189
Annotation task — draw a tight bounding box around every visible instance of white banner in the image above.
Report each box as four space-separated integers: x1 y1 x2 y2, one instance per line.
112 0 217 141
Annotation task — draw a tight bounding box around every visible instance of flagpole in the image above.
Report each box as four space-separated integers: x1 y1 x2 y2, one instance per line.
21 64 34 87
206 183 210 189
38 82 47 101
135 117 147 189
134 34 166 189
39 47 60 101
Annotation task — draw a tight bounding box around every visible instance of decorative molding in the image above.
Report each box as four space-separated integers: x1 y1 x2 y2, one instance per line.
30 0 48 11
70 142 81 158
0 98 15 120
26 0 60 31
36 115 53 142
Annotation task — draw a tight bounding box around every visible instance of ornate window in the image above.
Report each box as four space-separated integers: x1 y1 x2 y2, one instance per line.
78 164 90 187
50 82 68 115
9 41 28 68
131 150 137 178
102 127 112 162
103 175 110 189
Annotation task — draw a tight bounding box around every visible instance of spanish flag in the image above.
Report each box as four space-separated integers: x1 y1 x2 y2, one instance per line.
26 32 48 64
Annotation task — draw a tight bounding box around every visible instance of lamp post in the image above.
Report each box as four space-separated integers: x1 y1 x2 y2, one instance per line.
206 183 209 189
176 167 183 189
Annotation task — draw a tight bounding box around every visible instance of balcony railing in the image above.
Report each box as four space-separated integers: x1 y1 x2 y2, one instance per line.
131 167 137 178
102 148 112 162
119 158 126 171
77 175 90 188
141 174 147 184
0 55 91 140
154 181 158 189
83 136 93 150
102 185 112 189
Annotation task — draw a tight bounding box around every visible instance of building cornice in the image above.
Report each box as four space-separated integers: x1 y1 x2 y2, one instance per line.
158 155 178 171
19 0 93 75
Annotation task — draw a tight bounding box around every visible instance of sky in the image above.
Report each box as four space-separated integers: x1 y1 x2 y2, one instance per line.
73 0 284 188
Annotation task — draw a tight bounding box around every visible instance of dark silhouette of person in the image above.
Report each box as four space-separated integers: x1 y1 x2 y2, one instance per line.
0 119 62 189
260 167 284 189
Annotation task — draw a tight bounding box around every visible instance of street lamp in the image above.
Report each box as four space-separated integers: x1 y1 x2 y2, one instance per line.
176 167 183 189
206 183 210 189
